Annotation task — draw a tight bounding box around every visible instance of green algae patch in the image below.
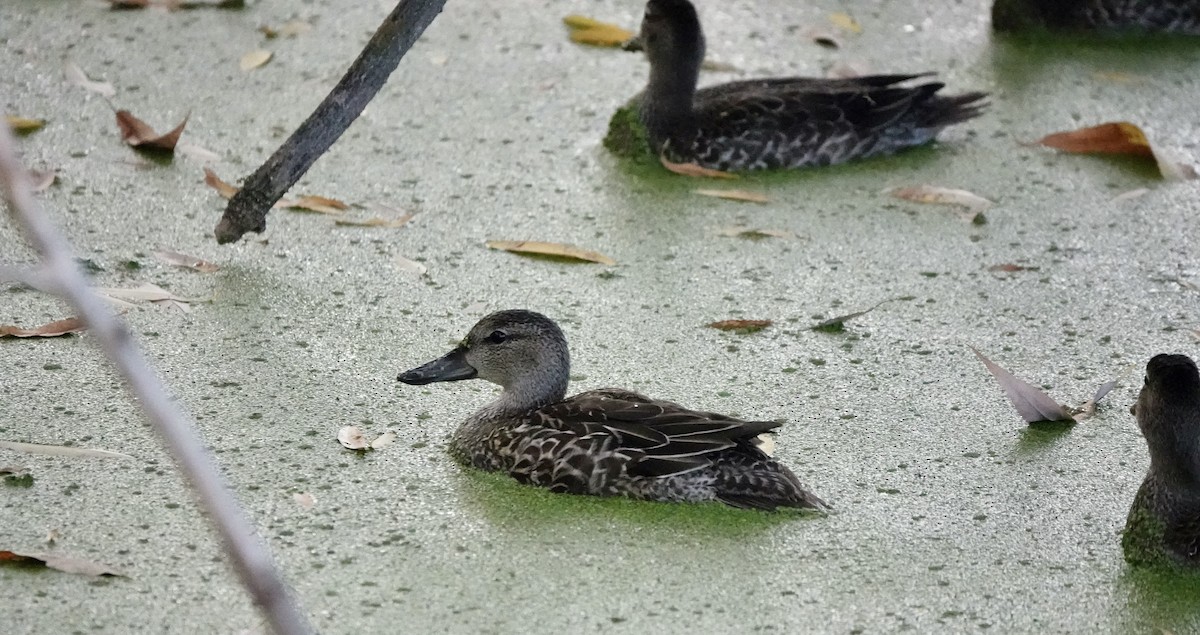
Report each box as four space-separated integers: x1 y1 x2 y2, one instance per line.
1122 488 1173 568
603 97 655 165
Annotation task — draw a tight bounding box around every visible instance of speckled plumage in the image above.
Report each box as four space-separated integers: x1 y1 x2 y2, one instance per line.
993 0 1200 34
634 0 987 172
1122 354 1200 567
398 310 827 511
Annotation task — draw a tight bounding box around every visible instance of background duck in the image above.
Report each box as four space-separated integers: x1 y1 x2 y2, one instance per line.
629 0 987 172
992 0 1200 35
1123 354 1200 568
398 309 828 511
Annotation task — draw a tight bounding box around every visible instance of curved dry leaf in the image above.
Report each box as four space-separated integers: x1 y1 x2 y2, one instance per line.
715 227 793 240
0 317 86 338
887 185 993 211
116 110 188 152
153 250 219 273
660 155 737 179
369 432 396 449
829 12 862 33
278 195 348 215
239 49 273 71
203 167 238 198
0 440 132 459
293 492 316 509
810 300 891 332
6 116 46 133
334 213 414 228
695 189 770 204
562 15 634 47
1037 122 1196 181
337 426 370 450
707 319 771 332
0 550 122 577
971 347 1074 424
63 62 116 98
393 255 428 276
486 240 616 265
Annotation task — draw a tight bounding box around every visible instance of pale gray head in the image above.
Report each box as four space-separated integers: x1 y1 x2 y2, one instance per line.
398 310 571 407
1134 354 1200 483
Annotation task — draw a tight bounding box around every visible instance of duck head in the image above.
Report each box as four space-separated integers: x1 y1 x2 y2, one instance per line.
1135 354 1200 483
398 310 571 403
636 0 706 74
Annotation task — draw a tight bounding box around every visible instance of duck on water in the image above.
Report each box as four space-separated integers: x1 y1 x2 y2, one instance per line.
398 309 827 511
626 0 988 172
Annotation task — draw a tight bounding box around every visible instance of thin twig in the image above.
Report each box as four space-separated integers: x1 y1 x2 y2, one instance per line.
0 117 312 634
215 0 449 244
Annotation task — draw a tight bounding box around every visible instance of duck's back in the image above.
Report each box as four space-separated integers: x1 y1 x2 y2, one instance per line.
464 388 826 510
683 75 986 171
992 0 1200 34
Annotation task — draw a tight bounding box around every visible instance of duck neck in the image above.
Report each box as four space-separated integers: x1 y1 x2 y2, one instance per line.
642 52 702 152
455 357 570 452
1146 402 1200 488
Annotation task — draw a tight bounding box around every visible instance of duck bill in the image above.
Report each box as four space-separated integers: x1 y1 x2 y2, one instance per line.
621 35 644 52
397 347 477 385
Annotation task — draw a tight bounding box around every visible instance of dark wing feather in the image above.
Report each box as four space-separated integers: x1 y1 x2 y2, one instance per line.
530 389 781 478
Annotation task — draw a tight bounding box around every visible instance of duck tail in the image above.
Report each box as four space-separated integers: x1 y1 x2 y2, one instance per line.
921 90 989 128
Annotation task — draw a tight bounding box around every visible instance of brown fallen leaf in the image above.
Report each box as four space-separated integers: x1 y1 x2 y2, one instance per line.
707 319 772 333
6 116 46 134
887 185 993 211
971 347 1075 424
337 426 370 450
96 283 199 313
333 213 414 228
0 550 122 577
109 0 244 9
486 240 616 265
277 195 348 215
0 440 133 460
988 263 1037 273
0 317 87 338
239 49 273 71
153 250 220 273
116 110 188 153
715 227 793 240
63 62 116 98
1073 379 1118 421
695 189 770 204
1036 121 1197 181
203 167 238 198
660 155 738 179
28 169 57 193
563 15 634 47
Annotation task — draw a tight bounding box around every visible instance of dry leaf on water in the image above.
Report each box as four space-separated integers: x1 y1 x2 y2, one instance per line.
203 167 238 198
715 227 793 240
370 432 396 449
0 317 87 338
1036 121 1198 181
0 440 133 459
810 299 894 332
239 50 272 71
971 347 1075 424
6 116 46 134
393 255 428 276
334 213 414 228
1073 379 1118 421
660 155 738 179
828 12 863 33
887 185 993 212
277 195 348 215
337 426 393 451
293 492 316 509
153 250 219 273
695 189 770 204
63 62 116 98
116 110 188 153
562 15 634 47
0 550 122 577
108 0 244 9
96 283 199 313
486 240 616 265
707 319 772 333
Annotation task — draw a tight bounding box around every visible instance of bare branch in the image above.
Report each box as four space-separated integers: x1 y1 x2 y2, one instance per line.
0 112 312 634
215 0 450 244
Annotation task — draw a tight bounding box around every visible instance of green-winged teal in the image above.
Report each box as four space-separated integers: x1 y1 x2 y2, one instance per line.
630 0 987 172
993 0 1200 34
1123 354 1200 567
398 309 828 511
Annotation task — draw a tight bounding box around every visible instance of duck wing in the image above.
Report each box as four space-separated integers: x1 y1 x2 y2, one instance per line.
528 389 781 478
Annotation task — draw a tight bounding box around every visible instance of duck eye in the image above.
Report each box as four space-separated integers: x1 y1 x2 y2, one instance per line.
485 330 507 344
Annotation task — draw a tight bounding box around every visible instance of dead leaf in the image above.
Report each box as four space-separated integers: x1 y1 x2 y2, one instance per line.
486 240 616 265
1035 121 1197 181
292 492 316 509
96 283 199 313
153 250 220 273
393 255 428 276
203 167 238 198
277 195 348 215
239 50 272 71
695 189 770 204
0 317 87 338
28 169 57 193
887 185 993 212
563 15 634 47
116 110 188 153
1074 379 1118 420
0 440 133 460
971 347 1075 424
0 550 122 577
63 62 116 98
715 227 794 240
6 116 46 134
337 426 370 450
108 0 244 9
261 20 313 38
333 213 414 228
369 432 396 449
660 155 738 179
828 12 863 33
707 319 771 333
988 263 1037 273
810 300 892 332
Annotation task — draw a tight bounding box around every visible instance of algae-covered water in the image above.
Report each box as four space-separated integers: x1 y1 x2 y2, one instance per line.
2 0 1199 633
